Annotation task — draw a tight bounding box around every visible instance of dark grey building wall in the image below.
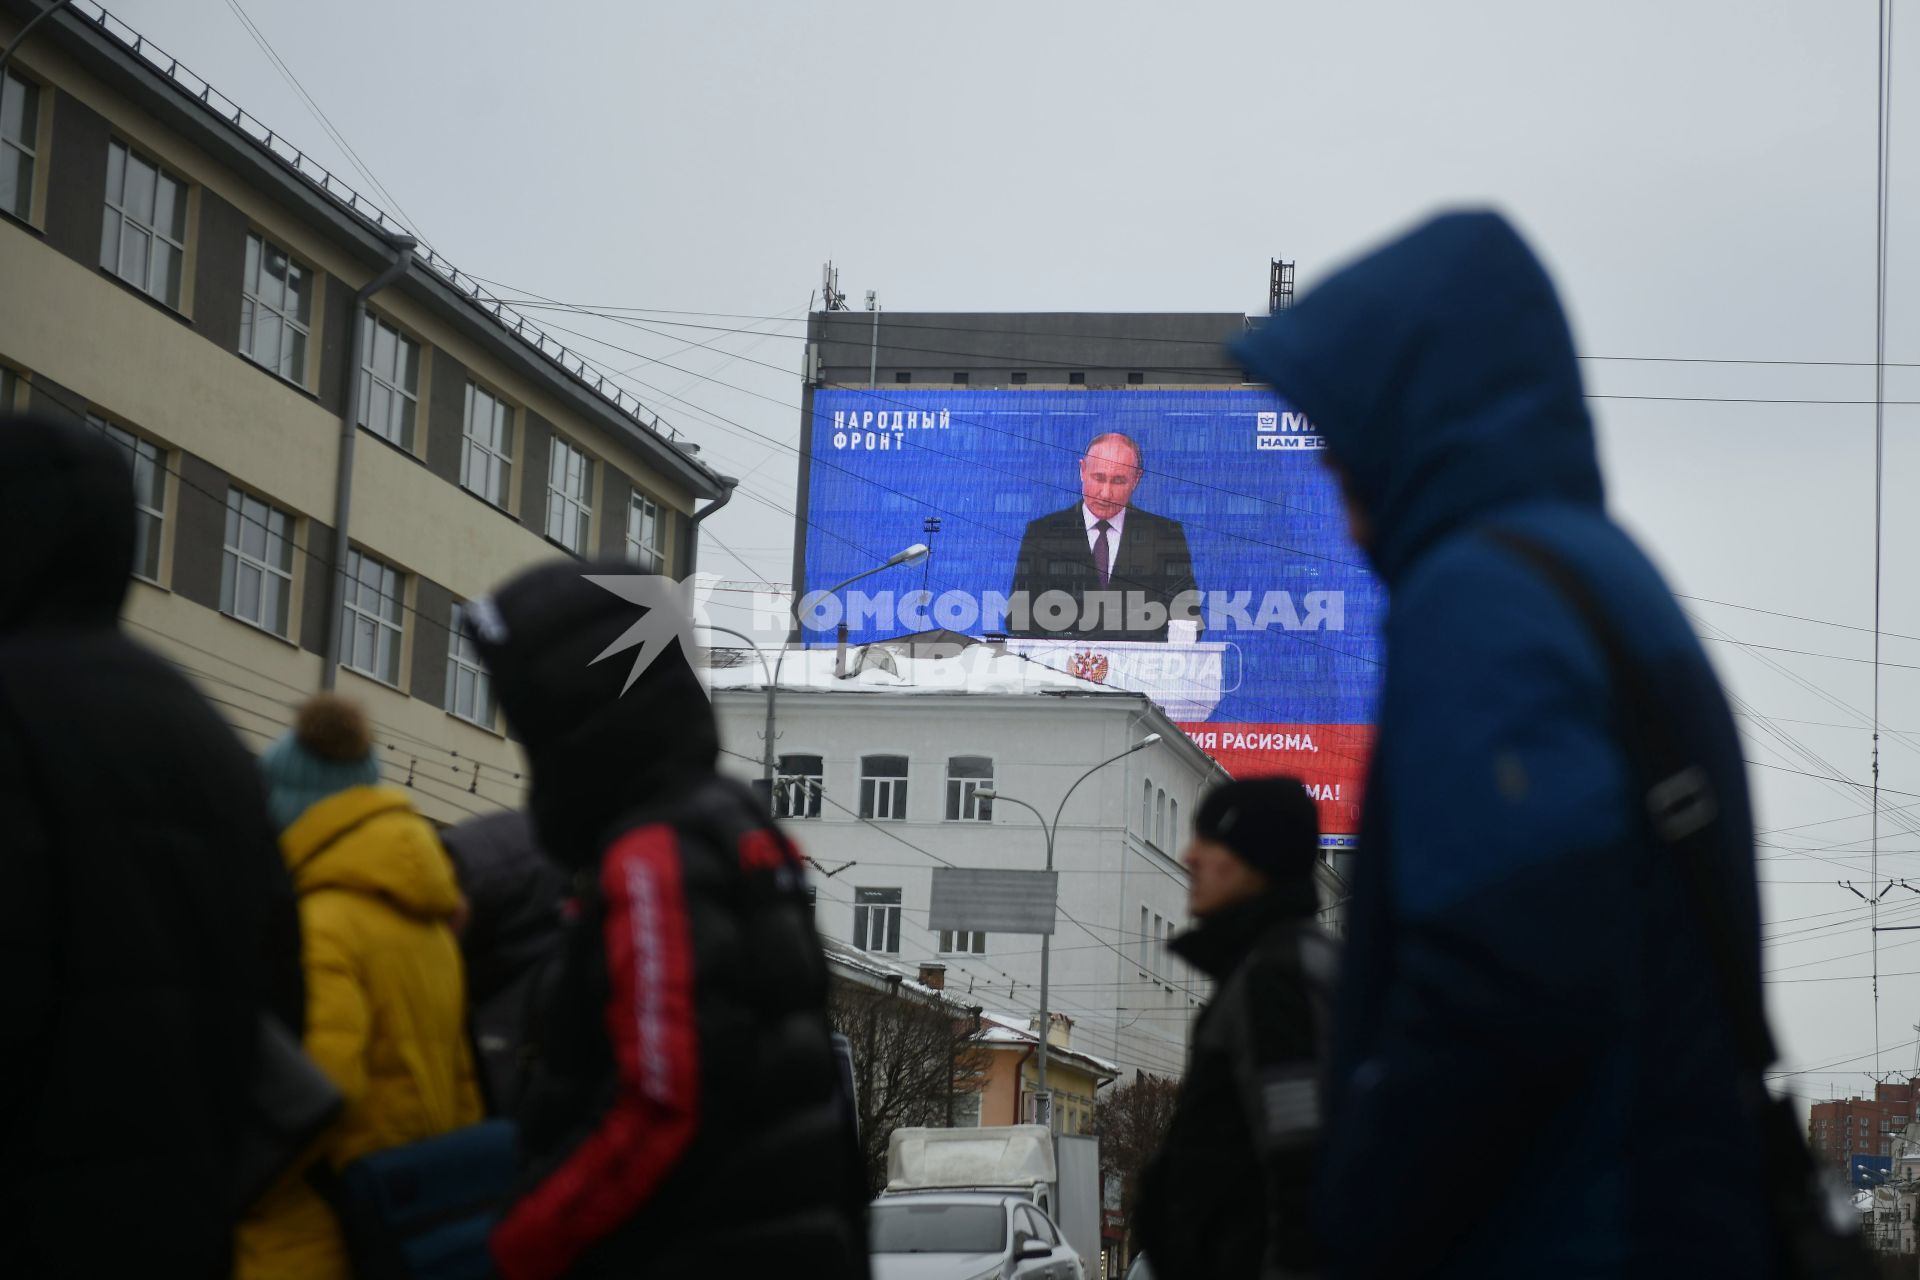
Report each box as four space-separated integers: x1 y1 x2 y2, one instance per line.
297 514 334 656
424 348 467 486
317 276 353 416
809 312 1251 388
44 88 110 269
599 472 630 559
409 577 453 707
27 373 86 427
520 410 552 540
171 451 230 612
193 188 248 354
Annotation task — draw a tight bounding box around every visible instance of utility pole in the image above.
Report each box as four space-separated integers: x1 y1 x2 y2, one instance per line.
867 290 880 389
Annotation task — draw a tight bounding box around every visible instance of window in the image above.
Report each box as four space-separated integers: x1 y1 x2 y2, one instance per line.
220 489 294 637
1 69 38 221
1138 905 1150 969
359 313 420 449
940 930 987 955
860 754 909 821
1010 371 1028 385
853 887 902 954
1127 371 1144 385
1154 788 1167 846
546 437 594 553
460 382 513 507
1153 913 1165 972
339 548 404 685
101 140 187 307
239 233 311 383
1068 371 1085 386
894 371 911 384
1169 796 1180 843
625 491 663 571
92 417 164 582
774 753 824 819
952 371 969 385
1142 779 1153 833
950 1091 982 1127
446 602 495 727
945 755 993 821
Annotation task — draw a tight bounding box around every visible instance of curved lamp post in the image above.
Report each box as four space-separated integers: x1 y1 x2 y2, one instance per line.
761 543 930 805
975 731 1161 1121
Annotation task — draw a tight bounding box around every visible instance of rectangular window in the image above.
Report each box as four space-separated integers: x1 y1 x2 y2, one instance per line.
1139 905 1150 969
1068 371 1085 386
220 489 295 637
625 491 663 571
1152 913 1165 972
952 371 969 385
950 1091 982 1127
853 887 902 954
359 313 420 449
894 370 911 384
774 753 824 819
860 754 909 821
101 140 188 308
460 382 514 507
939 930 987 955
339 548 404 685
91 416 164 582
1010 371 1028 385
546 437 594 553
446 602 496 727
1127 371 1144 385
239 233 311 384
1 69 38 221
945 755 994 821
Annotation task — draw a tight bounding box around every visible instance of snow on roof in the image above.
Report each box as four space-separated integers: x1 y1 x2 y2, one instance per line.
703 643 1113 698
975 1010 1121 1080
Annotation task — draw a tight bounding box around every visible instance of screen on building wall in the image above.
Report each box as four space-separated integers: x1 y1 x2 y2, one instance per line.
796 387 1382 833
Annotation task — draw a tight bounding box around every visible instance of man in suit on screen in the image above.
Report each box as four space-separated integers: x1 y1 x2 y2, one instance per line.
1008 432 1199 641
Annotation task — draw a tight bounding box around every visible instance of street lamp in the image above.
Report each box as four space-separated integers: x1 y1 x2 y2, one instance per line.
975 731 1162 1126
761 543 931 805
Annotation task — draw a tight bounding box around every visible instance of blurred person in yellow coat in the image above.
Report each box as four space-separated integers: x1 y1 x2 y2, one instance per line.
237 693 483 1279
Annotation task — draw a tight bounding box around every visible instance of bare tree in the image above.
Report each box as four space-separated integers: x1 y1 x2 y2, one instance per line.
1095 1071 1182 1247
828 978 993 1195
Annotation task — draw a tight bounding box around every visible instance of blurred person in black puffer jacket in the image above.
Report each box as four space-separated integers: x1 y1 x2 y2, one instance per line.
0 414 302 1278
467 560 869 1280
439 809 569 1113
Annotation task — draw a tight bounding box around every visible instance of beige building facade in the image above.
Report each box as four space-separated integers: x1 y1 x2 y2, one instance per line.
0 2 729 823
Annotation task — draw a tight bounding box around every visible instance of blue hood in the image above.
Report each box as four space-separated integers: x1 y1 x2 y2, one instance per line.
1232 210 1603 583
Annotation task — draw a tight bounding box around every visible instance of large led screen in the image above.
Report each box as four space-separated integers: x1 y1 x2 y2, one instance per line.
798 388 1382 832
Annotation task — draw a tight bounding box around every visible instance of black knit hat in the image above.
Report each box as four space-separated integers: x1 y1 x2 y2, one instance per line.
1192 777 1321 882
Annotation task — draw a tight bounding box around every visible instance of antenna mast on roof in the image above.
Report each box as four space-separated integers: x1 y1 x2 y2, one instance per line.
1269 259 1296 314
822 262 848 311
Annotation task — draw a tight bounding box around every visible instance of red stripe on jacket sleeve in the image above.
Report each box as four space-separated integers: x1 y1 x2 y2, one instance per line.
490 825 700 1280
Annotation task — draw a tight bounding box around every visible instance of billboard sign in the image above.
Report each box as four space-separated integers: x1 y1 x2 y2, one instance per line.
796 388 1382 832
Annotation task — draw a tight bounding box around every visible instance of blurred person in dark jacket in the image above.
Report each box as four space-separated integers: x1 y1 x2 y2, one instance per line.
467 563 869 1280
1133 778 1335 1280
1234 211 1772 1277
440 808 569 1112
0 414 302 1278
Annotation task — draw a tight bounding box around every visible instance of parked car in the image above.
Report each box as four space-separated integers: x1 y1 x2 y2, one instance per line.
870 1191 1085 1280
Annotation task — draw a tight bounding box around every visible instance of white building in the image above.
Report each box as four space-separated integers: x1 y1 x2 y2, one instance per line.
707 641 1347 1080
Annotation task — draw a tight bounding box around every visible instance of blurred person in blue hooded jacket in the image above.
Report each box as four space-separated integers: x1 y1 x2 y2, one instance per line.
1233 211 1771 1278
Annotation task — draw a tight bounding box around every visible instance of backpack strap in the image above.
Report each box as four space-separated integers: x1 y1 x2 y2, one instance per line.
1483 529 1776 1075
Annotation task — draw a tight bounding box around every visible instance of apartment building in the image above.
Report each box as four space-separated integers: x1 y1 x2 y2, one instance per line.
0 2 729 822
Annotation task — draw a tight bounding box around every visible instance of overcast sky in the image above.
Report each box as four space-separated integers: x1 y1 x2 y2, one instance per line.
102 0 1920 1096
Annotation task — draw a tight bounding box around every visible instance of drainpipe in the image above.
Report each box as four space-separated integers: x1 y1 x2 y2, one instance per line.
684 475 737 577
321 234 416 690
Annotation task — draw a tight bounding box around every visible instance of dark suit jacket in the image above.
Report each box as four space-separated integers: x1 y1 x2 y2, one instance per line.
1008 503 1199 640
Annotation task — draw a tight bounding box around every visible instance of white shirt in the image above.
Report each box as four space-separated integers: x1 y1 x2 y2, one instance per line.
1082 504 1126 574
